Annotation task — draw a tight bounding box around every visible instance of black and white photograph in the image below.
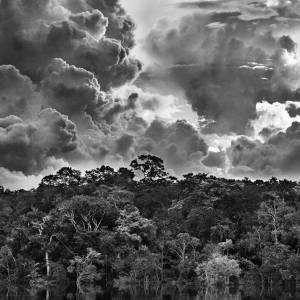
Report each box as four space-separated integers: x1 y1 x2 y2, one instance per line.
0 0 299 299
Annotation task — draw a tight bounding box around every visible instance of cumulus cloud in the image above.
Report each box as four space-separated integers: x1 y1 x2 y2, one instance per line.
0 165 66 191
112 85 181 124
135 0 300 179
41 58 104 120
69 9 108 40
228 119 300 178
0 0 145 188
202 150 226 168
249 101 300 139
2 0 300 188
0 0 141 88
0 65 41 119
225 97 300 178
141 119 208 174
140 1 300 134
0 108 79 175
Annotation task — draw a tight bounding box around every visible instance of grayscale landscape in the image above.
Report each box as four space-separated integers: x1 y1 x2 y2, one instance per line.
0 0 299 299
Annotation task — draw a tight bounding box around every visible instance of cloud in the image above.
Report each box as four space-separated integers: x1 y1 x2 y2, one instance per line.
176 0 295 20
41 58 104 120
0 0 141 89
225 98 300 178
0 165 66 191
2 0 300 188
115 134 135 158
0 0 146 189
266 0 300 18
69 9 108 40
141 3 300 134
202 150 226 168
0 108 79 175
249 101 300 139
142 119 209 174
0 65 41 119
228 119 300 178
112 85 181 124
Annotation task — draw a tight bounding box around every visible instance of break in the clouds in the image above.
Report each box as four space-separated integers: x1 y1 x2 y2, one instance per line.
1 0 300 188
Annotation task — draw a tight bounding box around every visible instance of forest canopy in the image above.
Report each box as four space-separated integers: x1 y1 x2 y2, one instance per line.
0 155 299 297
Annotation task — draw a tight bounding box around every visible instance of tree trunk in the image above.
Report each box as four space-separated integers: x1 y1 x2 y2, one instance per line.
161 246 164 283
46 287 50 300
45 251 50 279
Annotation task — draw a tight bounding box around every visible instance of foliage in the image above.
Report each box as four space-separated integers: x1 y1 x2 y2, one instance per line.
197 253 241 286
67 248 103 292
0 155 299 292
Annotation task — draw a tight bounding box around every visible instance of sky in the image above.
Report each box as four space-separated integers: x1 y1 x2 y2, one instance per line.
1 0 300 189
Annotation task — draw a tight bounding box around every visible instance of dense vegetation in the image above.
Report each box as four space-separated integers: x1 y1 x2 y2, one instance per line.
0 155 299 297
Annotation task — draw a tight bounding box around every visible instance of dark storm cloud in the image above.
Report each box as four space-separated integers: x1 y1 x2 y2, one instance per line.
0 108 78 175
36 108 79 155
2 0 300 188
0 0 141 89
228 121 300 177
142 119 208 174
278 35 297 52
0 116 23 128
142 3 300 134
115 134 134 157
64 0 137 48
0 65 40 119
286 102 300 117
202 150 226 168
0 0 145 186
101 93 138 124
69 9 108 39
41 58 105 119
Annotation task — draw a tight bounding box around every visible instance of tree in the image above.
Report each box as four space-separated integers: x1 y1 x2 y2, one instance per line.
67 248 103 292
28 212 65 280
168 233 199 282
39 168 82 196
56 167 82 187
197 253 241 286
169 233 199 264
130 155 168 182
85 166 116 185
115 167 135 186
60 195 119 234
257 193 294 244
125 246 161 290
0 246 16 284
260 243 294 286
116 205 156 246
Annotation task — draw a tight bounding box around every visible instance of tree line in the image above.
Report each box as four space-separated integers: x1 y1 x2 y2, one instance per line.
0 154 299 297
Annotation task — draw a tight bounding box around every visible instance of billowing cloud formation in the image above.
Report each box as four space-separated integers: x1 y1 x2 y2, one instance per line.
69 9 108 40
0 108 78 174
0 0 141 90
202 150 226 168
228 101 300 178
228 122 300 178
41 58 104 120
0 65 40 119
2 0 300 188
249 101 300 139
141 0 300 134
141 119 208 174
0 0 144 188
